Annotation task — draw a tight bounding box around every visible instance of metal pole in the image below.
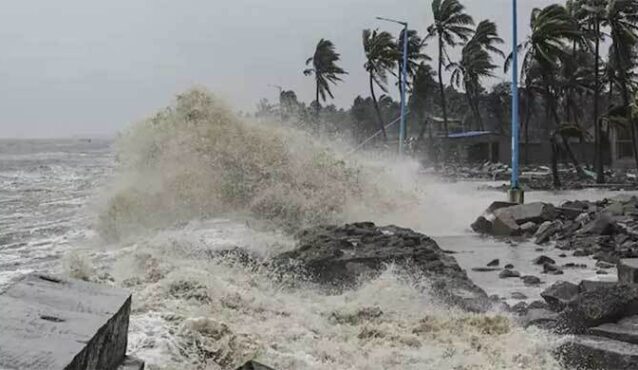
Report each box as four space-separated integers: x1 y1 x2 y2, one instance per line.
400 24 408 155
509 0 524 204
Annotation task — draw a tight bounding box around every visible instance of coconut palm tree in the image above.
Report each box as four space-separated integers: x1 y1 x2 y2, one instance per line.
428 0 474 138
363 29 399 141
303 39 348 116
606 0 638 171
506 4 584 187
583 0 607 183
396 30 430 94
448 20 504 130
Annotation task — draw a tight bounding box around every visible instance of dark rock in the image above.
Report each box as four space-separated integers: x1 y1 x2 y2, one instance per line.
487 259 499 267
528 300 549 310
563 263 587 269
490 202 556 237
581 213 617 236
236 361 276 370
543 263 564 275
470 216 492 234
471 267 501 272
504 264 514 269
522 275 542 286
535 248 544 252
511 302 528 315
561 284 638 329
559 253 567 258
597 270 609 275
273 223 490 312
559 335 638 370
558 207 586 221
541 281 579 311
499 269 521 279
533 255 556 265
511 292 528 300
574 249 593 257
618 259 638 285
492 211 521 236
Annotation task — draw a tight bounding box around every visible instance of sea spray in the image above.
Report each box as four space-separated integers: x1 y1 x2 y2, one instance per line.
99 88 368 240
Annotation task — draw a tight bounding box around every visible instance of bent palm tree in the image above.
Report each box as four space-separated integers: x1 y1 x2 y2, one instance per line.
506 4 584 187
304 39 348 116
428 0 474 138
363 29 399 141
448 20 504 130
606 0 638 171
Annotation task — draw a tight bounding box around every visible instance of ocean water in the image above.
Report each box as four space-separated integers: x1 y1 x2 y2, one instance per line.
1 94 634 369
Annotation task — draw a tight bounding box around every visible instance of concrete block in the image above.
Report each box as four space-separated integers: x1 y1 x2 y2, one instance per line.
590 316 638 345
0 273 132 370
619 259 638 285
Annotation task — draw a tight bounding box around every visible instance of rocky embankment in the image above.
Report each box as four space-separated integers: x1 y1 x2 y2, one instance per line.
435 161 638 191
472 198 638 369
273 222 492 312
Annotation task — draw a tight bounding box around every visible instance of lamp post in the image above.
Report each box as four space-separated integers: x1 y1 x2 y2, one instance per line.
376 16 408 155
508 0 524 204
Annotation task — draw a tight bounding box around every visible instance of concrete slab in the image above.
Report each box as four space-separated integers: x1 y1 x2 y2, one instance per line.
0 273 132 370
618 259 638 284
589 316 638 345
560 335 638 370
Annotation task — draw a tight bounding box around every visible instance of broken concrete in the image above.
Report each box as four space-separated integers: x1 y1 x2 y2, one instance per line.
590 316 638 345
618 259 638 285
0 273 133 370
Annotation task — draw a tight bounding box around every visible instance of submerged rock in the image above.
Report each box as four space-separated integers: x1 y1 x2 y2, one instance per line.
272 222 490 312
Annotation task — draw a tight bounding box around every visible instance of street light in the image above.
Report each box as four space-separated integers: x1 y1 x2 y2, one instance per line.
376 16 408 156
508 0 524 204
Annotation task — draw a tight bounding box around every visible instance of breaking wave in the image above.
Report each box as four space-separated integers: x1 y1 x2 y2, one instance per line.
91 88 567 369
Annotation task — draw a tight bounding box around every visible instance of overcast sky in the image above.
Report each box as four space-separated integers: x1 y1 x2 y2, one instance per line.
0 0 562 138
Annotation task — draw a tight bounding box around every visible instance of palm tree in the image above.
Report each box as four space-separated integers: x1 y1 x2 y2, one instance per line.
583 0 607 183
363 29 399 141
303 39 348 116
448 20 504 130
428 0 474 138
606 0 638 171
506 4 584 187
396 30 430 95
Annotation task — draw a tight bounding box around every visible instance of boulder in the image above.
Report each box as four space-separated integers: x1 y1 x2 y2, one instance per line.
236 361 276 370
543 263 564 275
472 202 556 237
273 222 490 312
504 263 514 269
559 335 638 370
522 275 542 286
541 281 579 311
470 201 516 234
533 255 556 265
499 269 521 279
561 284 638 330
581 213 617 236
618 259 638 285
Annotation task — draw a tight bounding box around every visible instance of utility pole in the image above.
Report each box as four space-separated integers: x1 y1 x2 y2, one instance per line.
508 0 524 204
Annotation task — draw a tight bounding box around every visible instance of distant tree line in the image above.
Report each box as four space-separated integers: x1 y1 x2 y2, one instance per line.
254 0 638 186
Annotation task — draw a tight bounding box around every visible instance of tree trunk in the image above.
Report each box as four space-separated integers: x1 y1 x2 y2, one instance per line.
370 73 388 141
523 90 532 165
437 36 449 137
551 134 561 188
594 20 604 183
315 80 320 117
